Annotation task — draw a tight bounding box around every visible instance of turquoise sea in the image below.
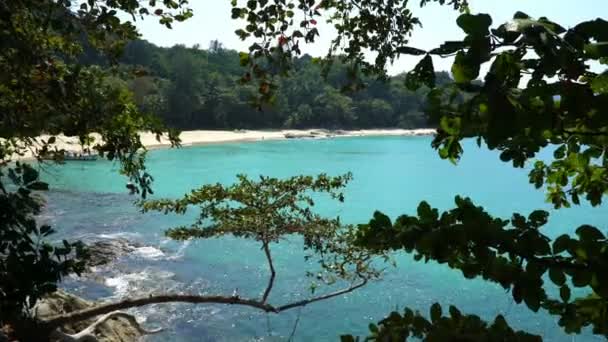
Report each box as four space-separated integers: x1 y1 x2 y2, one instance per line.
40 136 607 341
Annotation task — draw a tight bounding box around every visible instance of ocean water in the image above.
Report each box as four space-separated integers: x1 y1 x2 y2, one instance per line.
39 136 607 341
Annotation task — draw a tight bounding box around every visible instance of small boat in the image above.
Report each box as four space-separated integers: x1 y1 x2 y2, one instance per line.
63 151 98 161
284 132 316 139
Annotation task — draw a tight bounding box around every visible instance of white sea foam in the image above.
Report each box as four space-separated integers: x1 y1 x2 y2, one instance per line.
105 274 138 298
166 240 191 260
104 269 175 298
133 246 165 259
97 232 141 240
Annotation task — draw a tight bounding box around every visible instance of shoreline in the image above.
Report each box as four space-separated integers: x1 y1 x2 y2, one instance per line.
142 128 436 149
11 128 436 161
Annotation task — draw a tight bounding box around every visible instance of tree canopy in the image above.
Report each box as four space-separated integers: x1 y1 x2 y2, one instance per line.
86 39 447 130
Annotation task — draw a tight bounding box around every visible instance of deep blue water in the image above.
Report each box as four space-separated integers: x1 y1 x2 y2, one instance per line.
39 136 607 341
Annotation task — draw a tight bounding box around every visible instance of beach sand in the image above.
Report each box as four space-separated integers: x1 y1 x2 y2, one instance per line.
10 129 436 160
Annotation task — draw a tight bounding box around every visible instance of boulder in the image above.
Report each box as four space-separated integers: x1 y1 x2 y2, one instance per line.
86 239 139 267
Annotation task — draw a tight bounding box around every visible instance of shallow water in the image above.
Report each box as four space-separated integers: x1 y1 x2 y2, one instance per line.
40 136 606 341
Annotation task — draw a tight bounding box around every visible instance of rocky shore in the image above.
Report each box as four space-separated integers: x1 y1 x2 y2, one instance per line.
37 291 143 342
37 238 150 342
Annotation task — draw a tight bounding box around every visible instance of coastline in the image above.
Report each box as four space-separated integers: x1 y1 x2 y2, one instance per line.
144 128 436 149
11 128 436 161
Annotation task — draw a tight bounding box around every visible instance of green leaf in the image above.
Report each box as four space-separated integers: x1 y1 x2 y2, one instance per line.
560 285 571 302
405 54 435 91
590 274 608 298
430 303 442 322
512 284 523 303
491 24 521 44
370 211 392 229
573 18 608 41
429 41 465 55
553 234 571 254
448 305 462 320
572 269 592 287
239 52 250 66
524 292 541 312
549 267 566 286
27 181 49 191
575 225 605 242
22 164 39 184
417 201 437 222
538 17 566 34
528 210 549 227
451 51 480 83
340 335 356 342
439 116 461 135
584 43 608 60
591 72 608 94
456 13 492 36
397 46 426 56
553 145 566 159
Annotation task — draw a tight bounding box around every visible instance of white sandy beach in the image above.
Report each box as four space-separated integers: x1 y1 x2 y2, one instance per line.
11 128 436 160
144 128 436 148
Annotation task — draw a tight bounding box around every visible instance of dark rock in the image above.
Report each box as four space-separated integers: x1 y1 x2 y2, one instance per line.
86 238 139 267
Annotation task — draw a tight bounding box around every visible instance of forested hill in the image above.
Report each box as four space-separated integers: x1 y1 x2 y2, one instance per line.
95 40 452 130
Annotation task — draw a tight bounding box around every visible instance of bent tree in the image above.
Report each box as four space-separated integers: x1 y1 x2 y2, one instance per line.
231 0 608 340
41 173 379 340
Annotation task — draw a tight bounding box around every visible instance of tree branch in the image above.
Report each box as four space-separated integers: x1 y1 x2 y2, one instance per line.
42 295 276 330
261 242 276 303
277 277 368 312
42 278 370 334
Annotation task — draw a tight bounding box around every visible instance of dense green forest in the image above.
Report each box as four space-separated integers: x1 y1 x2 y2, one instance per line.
94 40 451 130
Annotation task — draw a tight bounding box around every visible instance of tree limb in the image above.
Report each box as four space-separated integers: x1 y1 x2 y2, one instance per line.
261 242 276 303
42 278 369 333
277 278 368 312
42 295 277 330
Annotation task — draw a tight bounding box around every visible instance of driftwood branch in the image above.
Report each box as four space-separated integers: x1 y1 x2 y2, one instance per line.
49 311 162 342
261 242 276 303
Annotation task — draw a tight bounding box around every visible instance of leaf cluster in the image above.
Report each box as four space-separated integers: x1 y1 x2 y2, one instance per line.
355 197 608 337
0 0 190 328
142 173 381 283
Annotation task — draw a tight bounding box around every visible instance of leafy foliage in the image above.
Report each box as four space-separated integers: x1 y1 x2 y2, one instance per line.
356 197 608 336
230 0 468 98
0 163 87 315
422 13 608 209
141 173 380 285
0 0 189 329
99 40 449 130
341 303 540 341
230 1 608 340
